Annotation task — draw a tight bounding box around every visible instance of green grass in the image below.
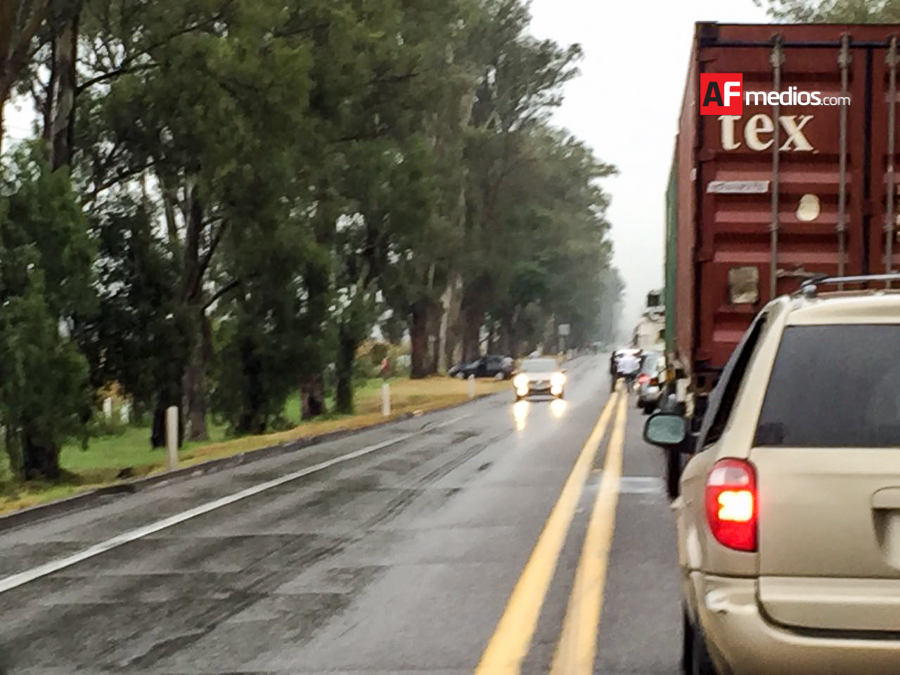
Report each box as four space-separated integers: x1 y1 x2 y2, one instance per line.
0 376 506 515
54 380 404 475
60 426 219 472
279 377 400 426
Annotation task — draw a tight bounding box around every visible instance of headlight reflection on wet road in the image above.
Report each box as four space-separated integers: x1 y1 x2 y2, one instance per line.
512 398 568 431
513 400 529 431
550 398 568 418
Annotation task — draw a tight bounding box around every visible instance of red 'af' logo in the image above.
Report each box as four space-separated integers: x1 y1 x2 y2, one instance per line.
700 73 743 115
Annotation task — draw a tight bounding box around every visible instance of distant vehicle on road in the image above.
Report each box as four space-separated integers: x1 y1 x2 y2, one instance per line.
645 277 900 675
512 357 566 401
633 291 664 353
635 351 665 414
448 354 514 380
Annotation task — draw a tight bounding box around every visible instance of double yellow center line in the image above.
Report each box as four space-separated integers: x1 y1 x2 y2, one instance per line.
475 388 628 675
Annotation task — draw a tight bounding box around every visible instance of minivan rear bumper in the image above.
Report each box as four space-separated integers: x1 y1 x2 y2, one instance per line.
690 572 900 675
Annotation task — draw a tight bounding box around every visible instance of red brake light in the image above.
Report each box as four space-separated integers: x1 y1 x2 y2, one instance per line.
638 374 650 384
705 459 757 552
649 377 658 386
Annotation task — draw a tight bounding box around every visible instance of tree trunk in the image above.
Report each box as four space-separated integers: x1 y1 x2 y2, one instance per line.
428 304 441 375
460 287 483 362
299 178 337 419
545 316 558 355
182 310 210 440
162 184 181 247
236 332 264 435
179 185 209 441
0 94 5 154
409 299 430 379
21 433 60 481
41 36 56 144
18 421 64 480
498 314 513 356
151 387 183 449
49 12 78 171
4 426 22 477
444 319 460 371
151 399 166 449
335 328 357 414
0 0 52 150
437 288 450 373
443 278 463 369
300 376 325 420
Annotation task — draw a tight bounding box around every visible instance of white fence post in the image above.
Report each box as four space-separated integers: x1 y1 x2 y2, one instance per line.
382 383 391 417
165 406 179 470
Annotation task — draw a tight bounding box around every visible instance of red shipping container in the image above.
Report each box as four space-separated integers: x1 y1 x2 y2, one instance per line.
668 22 900 398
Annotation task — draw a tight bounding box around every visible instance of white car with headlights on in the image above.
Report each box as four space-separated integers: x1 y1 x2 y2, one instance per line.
512 358 566 401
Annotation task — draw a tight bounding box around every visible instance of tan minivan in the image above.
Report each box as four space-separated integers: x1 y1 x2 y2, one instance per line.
645 277 900 675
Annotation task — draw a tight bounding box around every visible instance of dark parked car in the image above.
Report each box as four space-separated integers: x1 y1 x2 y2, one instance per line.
448 354 514 380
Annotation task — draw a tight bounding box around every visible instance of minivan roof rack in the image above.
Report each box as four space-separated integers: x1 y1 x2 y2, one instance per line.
798 273 900 297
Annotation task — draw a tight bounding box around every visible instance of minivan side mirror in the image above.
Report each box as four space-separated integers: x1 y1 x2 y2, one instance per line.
643 413 689 449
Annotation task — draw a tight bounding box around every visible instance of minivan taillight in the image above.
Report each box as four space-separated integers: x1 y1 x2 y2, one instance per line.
705 459 757 552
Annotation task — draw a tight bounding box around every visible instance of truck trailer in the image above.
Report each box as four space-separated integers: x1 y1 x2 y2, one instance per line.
633 290 665 352
666 22 900 420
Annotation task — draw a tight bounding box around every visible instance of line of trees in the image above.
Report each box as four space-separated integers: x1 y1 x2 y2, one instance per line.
755 0 900 21
0 0 623 481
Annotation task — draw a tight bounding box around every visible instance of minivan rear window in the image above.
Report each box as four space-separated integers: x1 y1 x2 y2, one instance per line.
755 325 900 447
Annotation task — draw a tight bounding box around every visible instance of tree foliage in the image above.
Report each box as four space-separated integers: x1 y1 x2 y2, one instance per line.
0 0 622 479
756 0 900 21
0 147 94 478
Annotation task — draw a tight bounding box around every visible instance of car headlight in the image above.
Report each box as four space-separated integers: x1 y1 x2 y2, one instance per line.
550 372 566 387
513 374 529 389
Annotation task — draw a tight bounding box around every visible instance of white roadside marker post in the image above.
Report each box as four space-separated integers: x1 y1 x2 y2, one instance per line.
165 406 179 470
103 397 113 419
382 383 391 417
468 374 475 399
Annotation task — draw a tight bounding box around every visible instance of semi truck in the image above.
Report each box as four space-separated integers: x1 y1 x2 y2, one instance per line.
665 22 900 422
633 290 665 352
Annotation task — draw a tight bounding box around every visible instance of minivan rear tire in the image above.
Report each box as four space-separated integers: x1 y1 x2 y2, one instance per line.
665 450 682 500
684 613 717 675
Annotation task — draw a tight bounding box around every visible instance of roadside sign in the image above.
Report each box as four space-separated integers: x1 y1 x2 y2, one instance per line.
558 324 571 336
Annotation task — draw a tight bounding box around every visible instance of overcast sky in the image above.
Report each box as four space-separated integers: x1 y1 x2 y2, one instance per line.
528 0 768 336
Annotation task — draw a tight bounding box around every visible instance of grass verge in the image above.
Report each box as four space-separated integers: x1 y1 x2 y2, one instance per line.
0 376 510 516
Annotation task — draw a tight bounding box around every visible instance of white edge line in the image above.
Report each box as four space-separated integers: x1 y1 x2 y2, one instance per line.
0 413 471 594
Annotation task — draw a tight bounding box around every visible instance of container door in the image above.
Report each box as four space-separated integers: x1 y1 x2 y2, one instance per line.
869 39 900 276
696 39 869 371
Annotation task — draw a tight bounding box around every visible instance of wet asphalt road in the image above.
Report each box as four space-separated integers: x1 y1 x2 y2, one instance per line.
0 356 681 674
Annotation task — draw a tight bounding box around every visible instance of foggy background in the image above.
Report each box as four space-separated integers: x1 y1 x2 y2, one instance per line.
529 0 768 338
